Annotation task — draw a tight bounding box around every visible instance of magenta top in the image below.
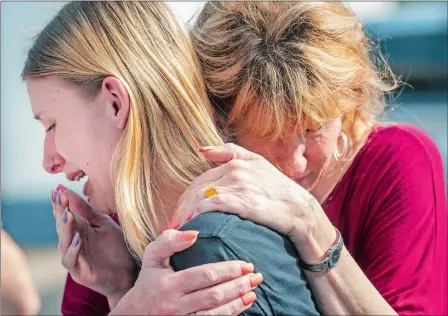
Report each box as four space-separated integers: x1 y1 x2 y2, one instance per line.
61 124 447 315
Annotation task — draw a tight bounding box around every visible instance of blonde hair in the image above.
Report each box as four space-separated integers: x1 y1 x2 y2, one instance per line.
192 2 399 154
22 2 223 261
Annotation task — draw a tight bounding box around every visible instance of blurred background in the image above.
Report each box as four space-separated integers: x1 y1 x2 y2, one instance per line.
1 2 446 315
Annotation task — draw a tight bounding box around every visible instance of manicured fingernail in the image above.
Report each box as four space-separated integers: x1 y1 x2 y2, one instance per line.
56 190 62 205
55 184 67 192
185 212 194 221
199 146 216 153
250 273 264 287
71 232 80 247
241 291 257 306
62 208 67 224
241 263 254 275
180 230 199 241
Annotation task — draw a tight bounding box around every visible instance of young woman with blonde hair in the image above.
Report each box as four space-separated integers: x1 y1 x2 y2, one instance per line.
24 2 320 315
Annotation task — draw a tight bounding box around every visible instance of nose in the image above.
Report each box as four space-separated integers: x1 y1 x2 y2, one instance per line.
278 137 307 178
42 132 65 174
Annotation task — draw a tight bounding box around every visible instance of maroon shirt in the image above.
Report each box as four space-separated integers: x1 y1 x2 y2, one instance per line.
61 124 447 315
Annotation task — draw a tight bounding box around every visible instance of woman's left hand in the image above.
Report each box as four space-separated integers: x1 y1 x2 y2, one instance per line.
175 143 337 263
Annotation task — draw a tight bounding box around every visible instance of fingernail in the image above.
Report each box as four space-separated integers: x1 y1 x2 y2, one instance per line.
241 291 257 306
55 184 67 192
199 146 216 153
169 219 180 230
180 230 199 241
56 190 62 205
241 263 254 275
62 208 67 224
71 232 80 247
250 273 264 287
185 212 194 221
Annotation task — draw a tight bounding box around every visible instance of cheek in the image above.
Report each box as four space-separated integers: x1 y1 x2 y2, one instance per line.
306 136 336 167
54 124 94 168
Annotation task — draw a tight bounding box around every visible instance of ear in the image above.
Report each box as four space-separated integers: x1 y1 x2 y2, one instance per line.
100 76 130 130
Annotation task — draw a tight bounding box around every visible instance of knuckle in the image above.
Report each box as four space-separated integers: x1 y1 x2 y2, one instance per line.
207 289 224 306
204 268 219 283
224 142 237 150
229 170 246 183
229 300 243 315
60 256 68 269
157 276 173 294
227 159 243 171
237 278 251 295
197 310 216 316
162 230 178 247
157 302 177 315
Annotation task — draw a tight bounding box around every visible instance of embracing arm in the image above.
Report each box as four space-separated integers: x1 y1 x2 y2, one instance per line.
300 234 397 315
171 212 320 316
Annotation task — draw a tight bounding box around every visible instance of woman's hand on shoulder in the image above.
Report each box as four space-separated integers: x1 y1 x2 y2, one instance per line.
111 229 259 315
175 143 336 262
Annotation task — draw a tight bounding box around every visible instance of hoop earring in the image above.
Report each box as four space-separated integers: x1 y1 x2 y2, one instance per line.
333 131 348 161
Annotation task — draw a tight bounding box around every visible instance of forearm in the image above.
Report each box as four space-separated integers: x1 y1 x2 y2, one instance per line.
304 247 397 315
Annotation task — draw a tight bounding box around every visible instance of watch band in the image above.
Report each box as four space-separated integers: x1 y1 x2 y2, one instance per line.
300 226 343 272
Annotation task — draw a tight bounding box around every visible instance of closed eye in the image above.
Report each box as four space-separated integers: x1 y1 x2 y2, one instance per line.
306 123 326 134
46 123 55 132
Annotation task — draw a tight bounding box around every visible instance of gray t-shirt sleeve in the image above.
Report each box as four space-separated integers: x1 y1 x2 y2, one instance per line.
170 212 319 315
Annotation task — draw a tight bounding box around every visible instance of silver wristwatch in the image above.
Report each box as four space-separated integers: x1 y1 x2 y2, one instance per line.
300 226 343 272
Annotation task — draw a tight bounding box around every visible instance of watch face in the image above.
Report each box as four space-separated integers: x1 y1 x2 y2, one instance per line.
330 248 341 265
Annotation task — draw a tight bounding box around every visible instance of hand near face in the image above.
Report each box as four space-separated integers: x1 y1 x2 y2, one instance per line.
53 186 260 314
175 143 337 263
52 187 135 303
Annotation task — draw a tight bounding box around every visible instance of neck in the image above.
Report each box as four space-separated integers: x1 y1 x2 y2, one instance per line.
313 124 374 205
311 158 350 205
152 176 185 231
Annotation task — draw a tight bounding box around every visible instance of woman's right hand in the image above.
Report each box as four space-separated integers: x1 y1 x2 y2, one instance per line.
52 186 136 304
111 229 259 315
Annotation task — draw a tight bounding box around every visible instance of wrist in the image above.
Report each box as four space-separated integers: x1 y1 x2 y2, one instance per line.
291 220 338 263
108 286 137 315
107 261 139 309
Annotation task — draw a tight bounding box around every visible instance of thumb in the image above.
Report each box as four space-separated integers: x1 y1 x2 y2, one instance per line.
199 143 261 163
62 189 102 227
142 229 198 269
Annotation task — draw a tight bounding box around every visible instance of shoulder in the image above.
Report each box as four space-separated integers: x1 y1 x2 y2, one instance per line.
353 124 444 181
178 211 290 247
173 212 319 315
341 123 446 219
363 124 442 163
